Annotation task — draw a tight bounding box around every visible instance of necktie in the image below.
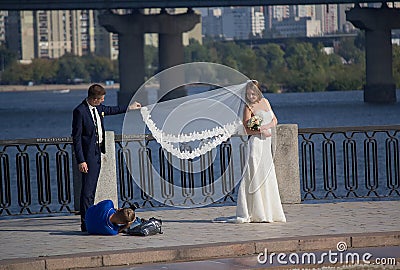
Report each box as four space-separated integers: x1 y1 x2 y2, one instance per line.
92 108 99 144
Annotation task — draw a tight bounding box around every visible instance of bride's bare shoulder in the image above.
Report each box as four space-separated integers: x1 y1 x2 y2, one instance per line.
262 98 272 110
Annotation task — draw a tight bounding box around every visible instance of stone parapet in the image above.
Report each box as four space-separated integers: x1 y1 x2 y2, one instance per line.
94 131 118 206
274 124 301 204
73 131 118 210
74 126 301 208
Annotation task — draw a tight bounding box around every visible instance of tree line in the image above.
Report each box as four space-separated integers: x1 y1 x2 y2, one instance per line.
1 34 399 92
0 51 118 85
183 35 368 93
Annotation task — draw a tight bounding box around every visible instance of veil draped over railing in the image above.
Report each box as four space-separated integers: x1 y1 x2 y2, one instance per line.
140 82 249 159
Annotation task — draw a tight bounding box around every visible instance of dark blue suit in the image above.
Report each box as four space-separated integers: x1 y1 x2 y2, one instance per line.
72 100 127 229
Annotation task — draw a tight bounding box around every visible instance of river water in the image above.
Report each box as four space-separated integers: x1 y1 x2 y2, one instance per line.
0 88 399 214
0 88 399 140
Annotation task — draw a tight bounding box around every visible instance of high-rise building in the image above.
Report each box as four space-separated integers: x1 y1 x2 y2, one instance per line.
202 8 223 38
6 11 35 61
273 5 291 21
93 10 118 60
263 6 273 33
265 5 317 37
222 7 250 40
208 7 264 40
0 11 7 46
315 4 338 34
337 4 355 32
273 17 321 37
6 10 101 61
79 10 96 55
251 7 265 37
296 5 316 18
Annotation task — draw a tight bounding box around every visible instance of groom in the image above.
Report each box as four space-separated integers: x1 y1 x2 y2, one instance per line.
72 83 141 232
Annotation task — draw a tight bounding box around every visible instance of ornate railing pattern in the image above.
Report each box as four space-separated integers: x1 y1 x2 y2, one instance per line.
298 126 400 201
0 125 399 216
114 134 247 208
0 137 74 216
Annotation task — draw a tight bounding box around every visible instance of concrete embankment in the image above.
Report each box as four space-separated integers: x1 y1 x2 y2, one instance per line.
0 83 120 92
0 201 399 270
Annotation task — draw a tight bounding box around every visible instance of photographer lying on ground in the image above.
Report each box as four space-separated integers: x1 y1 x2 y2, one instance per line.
85 199 142 235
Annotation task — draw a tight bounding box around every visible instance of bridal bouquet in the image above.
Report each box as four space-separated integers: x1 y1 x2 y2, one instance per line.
247 115 263 131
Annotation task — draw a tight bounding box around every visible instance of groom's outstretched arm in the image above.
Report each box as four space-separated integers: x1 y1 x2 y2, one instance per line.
100 101 141 116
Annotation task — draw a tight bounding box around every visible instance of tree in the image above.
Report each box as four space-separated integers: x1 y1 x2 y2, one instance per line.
336 37 364 64
0 45 17 72
326 64 364 91
212 41 238 65
222 55 238 70
257 44 285 71
393 44 400 88
56 54 89 84
354 31 365 51
283 42 330 92
184 39 210 63
112 60 119 82
253 44 286 89
82 54 114 82
31 58 57 83
1 62 33 84
144 45 158 78
235 44 266 82
2 34 395 93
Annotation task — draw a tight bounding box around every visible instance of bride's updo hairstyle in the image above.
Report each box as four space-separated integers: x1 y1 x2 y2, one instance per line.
245 80 263 105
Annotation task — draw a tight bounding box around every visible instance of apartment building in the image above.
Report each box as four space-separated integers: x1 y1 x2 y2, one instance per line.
203 7 265 39
6 10 101 61
205 4 354 39
5 8 202 61
0 11 7 46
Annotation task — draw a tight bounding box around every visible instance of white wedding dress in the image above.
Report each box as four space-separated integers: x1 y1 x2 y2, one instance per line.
234 110 286 223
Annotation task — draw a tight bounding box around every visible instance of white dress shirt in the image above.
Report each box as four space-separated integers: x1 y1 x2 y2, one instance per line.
87 101 103 144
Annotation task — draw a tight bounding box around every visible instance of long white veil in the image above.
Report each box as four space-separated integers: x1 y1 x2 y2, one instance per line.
141 82 248 159
131 62 251 160
121 63 278 208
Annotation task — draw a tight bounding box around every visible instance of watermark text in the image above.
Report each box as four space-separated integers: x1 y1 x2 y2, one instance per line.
257 241 397 266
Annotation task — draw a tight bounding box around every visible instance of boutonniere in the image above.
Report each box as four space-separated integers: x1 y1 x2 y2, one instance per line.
101 112 105 118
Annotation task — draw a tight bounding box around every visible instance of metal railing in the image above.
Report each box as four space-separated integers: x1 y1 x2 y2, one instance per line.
0 137 74 216
0 125 399 217
114 134 247 208
298 125 400 201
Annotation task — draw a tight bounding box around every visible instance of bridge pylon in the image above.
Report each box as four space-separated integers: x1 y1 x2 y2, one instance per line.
99 10 200 106
347 4 400 103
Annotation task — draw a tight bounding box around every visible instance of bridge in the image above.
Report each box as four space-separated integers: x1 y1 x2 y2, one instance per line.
0 0 392 10
1 0 399 104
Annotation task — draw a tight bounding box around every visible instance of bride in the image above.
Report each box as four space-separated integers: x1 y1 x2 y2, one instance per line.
139 78 286 223
233 80 286 223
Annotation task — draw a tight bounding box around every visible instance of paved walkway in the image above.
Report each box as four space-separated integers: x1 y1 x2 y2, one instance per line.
0 201 399 270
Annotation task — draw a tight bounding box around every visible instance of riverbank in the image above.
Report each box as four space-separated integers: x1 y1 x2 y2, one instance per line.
0 83 120 92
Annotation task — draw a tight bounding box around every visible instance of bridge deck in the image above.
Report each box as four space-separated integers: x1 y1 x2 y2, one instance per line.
0 0 384 11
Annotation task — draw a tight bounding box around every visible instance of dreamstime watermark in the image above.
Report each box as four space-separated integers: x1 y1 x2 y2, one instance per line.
257 241 397 266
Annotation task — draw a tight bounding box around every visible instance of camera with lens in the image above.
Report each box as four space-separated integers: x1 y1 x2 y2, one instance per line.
128 202 140 211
